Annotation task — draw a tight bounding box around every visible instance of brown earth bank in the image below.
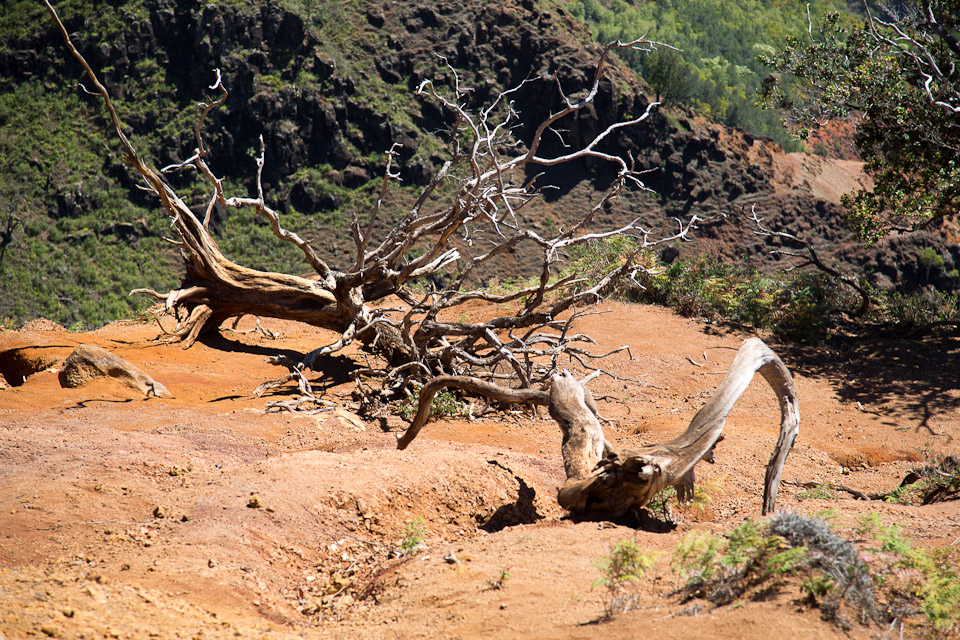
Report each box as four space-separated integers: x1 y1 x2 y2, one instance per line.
1 304 959 639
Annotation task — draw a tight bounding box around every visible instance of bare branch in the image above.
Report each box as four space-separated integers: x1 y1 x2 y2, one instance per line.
396 376 549 450
748 206 870 317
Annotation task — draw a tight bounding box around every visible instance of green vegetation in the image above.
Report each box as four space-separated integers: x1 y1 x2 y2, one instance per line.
567 236 843 341
4 0 954 345
484 566 511 591
797 484 839 501
593 538 660 617
673 518 809 604
0 0 430 329
565 236 960 342
0 39 185 326
759 4 960 243
399 515 427 556
669 512 960 635
567 0 856 148
882 456 960 506
857 513 960 634
644 476 724 520
393 385 465 422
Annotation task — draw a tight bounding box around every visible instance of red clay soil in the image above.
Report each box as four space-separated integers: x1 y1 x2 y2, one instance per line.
1 302 958 639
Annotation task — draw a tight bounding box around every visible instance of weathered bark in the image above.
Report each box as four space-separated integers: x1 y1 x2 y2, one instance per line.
47 0 700 403
396 376 549 450
397 337 800 517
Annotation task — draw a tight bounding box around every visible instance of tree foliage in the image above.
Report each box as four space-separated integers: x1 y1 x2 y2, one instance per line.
760 1 960 243
568 0 853 148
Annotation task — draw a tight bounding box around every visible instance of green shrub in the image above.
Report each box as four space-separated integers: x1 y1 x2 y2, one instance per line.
593 539 660 617
858 516 960 634
868 288 960 330
393 386 464 422
643 255 841 343
672 512 881 626
568 240 960 343
918 246 946 272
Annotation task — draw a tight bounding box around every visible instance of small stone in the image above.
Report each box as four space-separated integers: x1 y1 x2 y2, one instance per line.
208 559 217 568
40 625 60 637
61 609 74 618
247 495 262 509
443 552 459 565
152 505 165 518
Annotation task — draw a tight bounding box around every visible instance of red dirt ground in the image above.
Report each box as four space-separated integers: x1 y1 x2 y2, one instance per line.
1 302 958 639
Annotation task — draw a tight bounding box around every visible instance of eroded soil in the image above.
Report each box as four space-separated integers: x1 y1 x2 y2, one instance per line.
1 302 958 639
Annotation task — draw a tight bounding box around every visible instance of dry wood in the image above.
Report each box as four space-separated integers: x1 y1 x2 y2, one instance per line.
397 338 799 517
396 376 548 450
45 1 701 407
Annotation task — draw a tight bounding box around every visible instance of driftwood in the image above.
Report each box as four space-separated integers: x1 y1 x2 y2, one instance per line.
397 337 799 517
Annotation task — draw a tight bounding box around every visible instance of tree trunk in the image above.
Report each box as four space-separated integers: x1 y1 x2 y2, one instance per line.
398 338 800 518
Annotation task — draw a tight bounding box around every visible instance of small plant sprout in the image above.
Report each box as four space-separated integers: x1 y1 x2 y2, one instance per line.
399 515 427 556
484 566 511 591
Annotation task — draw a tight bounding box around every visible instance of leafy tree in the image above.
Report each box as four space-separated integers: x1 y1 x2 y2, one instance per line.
642 48 692 103
759 2 960 243
568 0 854 148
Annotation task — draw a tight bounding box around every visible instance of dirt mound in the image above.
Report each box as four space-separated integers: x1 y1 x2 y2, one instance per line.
1 305 958 638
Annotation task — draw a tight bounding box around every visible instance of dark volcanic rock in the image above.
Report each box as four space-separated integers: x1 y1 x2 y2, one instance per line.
2 0 954 325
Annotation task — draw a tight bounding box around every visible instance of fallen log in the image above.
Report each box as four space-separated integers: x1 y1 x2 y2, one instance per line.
397 337 799 518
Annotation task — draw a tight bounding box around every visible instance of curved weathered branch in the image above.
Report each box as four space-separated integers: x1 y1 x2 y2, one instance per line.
397 338 799 519
395 375 549 450
558 337 799 516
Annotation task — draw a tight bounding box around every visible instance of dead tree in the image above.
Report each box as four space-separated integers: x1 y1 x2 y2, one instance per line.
397 338 800 517
46 2 699 404
747 206 870 318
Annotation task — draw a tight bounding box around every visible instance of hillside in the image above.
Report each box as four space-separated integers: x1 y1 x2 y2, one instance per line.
2 0 958 330
2 302 958 637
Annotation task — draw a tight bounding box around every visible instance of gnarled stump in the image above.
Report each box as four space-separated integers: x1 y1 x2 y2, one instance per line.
397 337 799 517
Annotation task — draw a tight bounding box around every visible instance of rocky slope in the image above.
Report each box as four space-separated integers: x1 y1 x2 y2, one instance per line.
1 0 956 327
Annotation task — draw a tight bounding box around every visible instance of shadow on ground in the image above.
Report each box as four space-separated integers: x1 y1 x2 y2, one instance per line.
781 333 960 443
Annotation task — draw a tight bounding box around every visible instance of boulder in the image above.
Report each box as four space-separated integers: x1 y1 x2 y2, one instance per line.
58 344 171 398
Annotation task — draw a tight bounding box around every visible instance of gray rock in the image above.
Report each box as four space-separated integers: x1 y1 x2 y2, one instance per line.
58 344 171 397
